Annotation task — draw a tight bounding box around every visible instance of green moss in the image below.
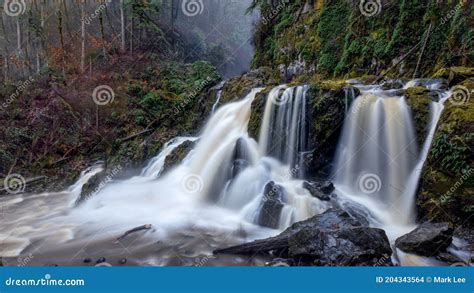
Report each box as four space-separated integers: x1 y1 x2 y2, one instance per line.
417 85 474 227
405 87 432 146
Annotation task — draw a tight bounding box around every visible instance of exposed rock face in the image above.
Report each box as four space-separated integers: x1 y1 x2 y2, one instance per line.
302 181 331 201
306 83 360 178
395 222 454 256
215 209 392 266
231 138 252 179
258 181 285 229
162 140 196 174
433 67 474 86
416 76 474 227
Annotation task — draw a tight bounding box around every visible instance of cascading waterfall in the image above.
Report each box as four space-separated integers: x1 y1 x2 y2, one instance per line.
332 82 450 241
0 79 457 267
141 137 198 178
259 85 310 178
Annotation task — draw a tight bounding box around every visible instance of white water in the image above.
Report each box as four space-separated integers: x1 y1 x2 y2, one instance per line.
332 83 450 243
0 80 460 266
141 137 198 179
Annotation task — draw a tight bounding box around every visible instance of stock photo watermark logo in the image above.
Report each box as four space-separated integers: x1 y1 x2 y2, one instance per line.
1 76 35 111
92 85 115 106
359 0 382 17
174 76 215 114
181 174 204 194
262 0 289 25
3 173 26 194
352 94 374 114
449 85 471 106
440 168 473 203
181 0 204 17
82 0 112 25
440 2 463 25
358 173 382 195
3 0 26 17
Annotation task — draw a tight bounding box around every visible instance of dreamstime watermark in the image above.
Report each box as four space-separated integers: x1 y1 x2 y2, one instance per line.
5 274 85 287
82 0 112 25
2 173 26 194
262 165 300 202
194 256 210 267
352 94 374 114
1 76 35 111
174 76 215 114
449 85 471 106
3 0 26 17
270 87 291 106
181 174 204 194
261 0 289 25
359 0 382 17
92 85 115 106
81 165 123 202
440 168 473 203
358 173 382 195
181 0 204 17
440 2 463 25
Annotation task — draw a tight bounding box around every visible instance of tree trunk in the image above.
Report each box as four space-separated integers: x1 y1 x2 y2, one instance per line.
81 1 86 73
120 0 126 52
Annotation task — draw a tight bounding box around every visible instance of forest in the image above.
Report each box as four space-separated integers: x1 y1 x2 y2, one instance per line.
0 0 473 268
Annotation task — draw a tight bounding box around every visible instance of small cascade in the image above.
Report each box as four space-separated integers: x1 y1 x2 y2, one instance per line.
211 81 226 113
259 85 310 177
343 87 357 113
332 81 451 242
141 137 198 179
333 93 419 227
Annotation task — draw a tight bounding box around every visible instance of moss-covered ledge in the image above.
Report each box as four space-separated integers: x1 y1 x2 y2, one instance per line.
416 78 474 228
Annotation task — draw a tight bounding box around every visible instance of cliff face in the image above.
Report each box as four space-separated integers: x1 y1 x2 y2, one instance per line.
251 0 474 80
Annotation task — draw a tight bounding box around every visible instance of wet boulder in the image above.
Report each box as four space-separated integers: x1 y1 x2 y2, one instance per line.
395 222 454 256
303 181 331 201
258 181 285 229
216 209 392 266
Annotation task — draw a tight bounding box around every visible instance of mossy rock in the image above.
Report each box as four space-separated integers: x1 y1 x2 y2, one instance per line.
416 86 474 228
405 87 433 147
248 88 272 140
220 67 273 104
162 140 196 175
433 67 474 86
306 81 359 177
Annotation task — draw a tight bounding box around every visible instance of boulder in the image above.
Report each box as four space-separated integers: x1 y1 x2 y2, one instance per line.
433 67 474 86
395 222 454 256
258 181 285 229
303 181 331 201
215 209 392 266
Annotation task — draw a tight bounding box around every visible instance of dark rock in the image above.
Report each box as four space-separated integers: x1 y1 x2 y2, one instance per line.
395 222 453 256
320 181 335 194
118 258 127 265
289 226 392 266
83 258 92 263
231 138 251 178
435 253 466 266
303 181 331 201
96 257 107 264
162 140 196 175
258 181 285 229
215 209 392 266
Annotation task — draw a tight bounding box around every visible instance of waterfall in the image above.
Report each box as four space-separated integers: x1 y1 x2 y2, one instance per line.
211 81 226 113
332 84 450 238
1 79 455 266
141 137 198 178
259 85 310 177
